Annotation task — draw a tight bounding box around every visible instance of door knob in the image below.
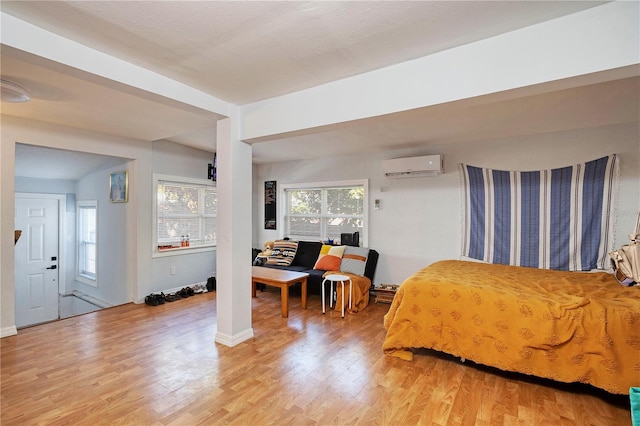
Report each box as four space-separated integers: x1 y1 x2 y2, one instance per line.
46 265 57 270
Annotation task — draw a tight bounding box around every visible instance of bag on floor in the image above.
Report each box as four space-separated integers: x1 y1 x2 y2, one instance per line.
609 210 640 286
206 276 216 292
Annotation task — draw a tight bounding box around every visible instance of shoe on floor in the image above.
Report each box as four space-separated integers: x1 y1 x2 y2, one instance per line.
177 288 191 298
145 294 159 306
163 292 180 302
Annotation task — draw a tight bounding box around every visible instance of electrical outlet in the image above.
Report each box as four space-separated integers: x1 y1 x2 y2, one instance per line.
170 266 176 275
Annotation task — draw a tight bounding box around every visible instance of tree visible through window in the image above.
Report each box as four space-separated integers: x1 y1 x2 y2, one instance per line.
156 178 216 249
285 183 366 242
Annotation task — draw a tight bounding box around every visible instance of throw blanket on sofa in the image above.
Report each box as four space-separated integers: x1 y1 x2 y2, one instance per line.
460 155 617 271
324 272 371 313
383 260 640 395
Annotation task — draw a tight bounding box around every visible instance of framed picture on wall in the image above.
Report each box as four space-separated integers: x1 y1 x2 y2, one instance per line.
110 171 128 203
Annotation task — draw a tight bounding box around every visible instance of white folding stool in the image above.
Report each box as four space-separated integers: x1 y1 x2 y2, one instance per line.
321 274 352 319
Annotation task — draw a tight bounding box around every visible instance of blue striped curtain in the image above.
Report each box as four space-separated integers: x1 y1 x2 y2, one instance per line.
460 155 617 271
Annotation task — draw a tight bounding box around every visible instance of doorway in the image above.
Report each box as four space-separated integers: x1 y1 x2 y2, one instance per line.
15 193 108 327
14 144 129 328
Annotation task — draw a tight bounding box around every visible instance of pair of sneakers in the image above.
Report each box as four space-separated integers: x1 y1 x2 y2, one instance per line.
191 283 208 294
176 286 194 298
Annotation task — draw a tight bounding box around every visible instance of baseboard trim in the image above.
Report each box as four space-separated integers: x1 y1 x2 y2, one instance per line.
65 290 112 308
215 328 254 347
1 326 18 338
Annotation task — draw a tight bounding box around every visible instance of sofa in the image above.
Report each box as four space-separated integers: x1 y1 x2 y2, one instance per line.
255 240 379 300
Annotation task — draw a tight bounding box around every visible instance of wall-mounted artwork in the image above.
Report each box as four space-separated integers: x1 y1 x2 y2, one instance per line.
110 171 128 203
265 180 276 229
460 155 617 271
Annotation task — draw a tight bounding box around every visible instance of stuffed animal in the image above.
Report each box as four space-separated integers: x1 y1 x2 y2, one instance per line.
259 241 274 257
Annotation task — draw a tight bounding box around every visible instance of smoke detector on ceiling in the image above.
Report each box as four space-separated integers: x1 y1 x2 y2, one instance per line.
1 79 30 103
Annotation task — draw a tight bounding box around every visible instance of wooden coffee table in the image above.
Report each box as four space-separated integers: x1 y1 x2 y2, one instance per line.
251 266 309 318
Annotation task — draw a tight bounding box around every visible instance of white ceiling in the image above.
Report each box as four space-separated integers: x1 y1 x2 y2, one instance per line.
1 0 637 179
1 1 610 105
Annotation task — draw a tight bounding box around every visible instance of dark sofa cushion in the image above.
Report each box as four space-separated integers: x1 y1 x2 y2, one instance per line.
291 240 322 268
364 249 379 283
303 268 327 280
260 264 309 273
299 268 327 292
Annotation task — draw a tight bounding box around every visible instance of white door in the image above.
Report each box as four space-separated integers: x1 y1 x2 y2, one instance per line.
15 197 60 328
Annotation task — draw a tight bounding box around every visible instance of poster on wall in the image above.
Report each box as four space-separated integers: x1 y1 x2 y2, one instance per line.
264 180 276 230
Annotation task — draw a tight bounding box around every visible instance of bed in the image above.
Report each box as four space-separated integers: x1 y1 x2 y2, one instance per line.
382 260 640 395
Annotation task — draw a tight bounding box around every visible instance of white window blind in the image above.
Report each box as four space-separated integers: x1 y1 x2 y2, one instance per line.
157 179 216 248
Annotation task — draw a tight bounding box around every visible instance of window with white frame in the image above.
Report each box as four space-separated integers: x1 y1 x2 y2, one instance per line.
155 176 216 252
77 200 97 286
284 180 367 243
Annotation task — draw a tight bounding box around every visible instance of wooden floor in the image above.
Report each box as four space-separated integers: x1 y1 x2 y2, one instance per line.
1 288 631 425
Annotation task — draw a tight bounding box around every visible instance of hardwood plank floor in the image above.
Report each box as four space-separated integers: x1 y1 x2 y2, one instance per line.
1 288 631 425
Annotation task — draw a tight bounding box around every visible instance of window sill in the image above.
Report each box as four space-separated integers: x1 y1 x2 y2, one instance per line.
153 245 216 258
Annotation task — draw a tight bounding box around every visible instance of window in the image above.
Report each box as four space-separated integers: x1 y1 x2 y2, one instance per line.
283 180 367 244
77 200 97 286
155 175 216 253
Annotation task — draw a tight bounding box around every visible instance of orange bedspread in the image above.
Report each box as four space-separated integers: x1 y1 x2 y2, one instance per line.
383 260 640 394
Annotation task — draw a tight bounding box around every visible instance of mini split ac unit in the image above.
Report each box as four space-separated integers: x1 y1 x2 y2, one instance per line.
382 155 444 178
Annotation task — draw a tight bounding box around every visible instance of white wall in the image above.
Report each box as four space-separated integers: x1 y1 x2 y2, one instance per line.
254 122 640 287
76 165 130 305
150 140 217 291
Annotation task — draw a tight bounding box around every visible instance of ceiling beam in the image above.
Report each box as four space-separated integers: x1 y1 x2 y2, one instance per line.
0 12 231 118
241 1 639 143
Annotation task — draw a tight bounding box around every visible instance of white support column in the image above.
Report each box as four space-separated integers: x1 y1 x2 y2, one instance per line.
215 115 254 346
